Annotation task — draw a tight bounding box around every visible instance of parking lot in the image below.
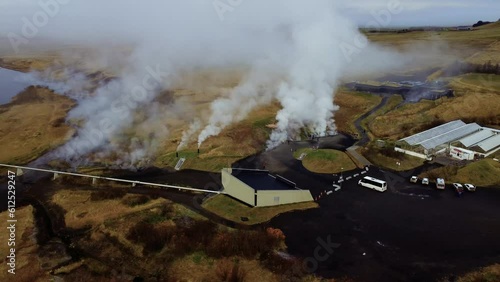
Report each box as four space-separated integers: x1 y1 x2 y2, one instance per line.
236 140 500 281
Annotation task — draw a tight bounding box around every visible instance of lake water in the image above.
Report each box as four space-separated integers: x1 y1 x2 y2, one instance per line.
0 67 31 105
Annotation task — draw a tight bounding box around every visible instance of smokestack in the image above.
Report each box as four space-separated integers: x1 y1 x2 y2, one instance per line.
197 149 200 155
176 152 179 158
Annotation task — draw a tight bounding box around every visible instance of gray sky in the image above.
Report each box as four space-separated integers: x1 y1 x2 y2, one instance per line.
0 0 498 28
343 0 499 26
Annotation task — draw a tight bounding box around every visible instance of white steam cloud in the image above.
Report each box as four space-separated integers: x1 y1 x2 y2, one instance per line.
0 0 453 165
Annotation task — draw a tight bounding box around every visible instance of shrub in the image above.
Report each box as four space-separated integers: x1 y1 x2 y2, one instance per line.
170 220 218 255
127 222 174 254
215 259 248 282
121 195 150 207
379 147 405 160
90 189 127 201
261 251 305 277
206 228 286 258
159 203 174 216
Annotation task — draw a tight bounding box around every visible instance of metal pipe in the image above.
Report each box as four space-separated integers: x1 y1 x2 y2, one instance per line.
0 164 222 194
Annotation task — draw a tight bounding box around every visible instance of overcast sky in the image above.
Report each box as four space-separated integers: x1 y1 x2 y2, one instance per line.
344 0 500 27
0 0 498 28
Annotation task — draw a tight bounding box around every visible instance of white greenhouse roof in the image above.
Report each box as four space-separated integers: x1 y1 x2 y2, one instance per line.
473 134 500 153
456 129 495 148
419 123 481 150
401 120 466 146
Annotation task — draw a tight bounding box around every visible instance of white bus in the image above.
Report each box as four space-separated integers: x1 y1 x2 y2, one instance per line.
358 176 387 192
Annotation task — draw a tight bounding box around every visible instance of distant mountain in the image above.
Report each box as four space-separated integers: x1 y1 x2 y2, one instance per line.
472 20 494 28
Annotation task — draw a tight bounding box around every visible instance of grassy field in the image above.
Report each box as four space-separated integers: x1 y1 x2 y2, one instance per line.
0 55 56 72
202 194 318 225
51 189 175 229
44 187 322 281
359 144 425 172
453 263 500 282
0 86 75 164
449 73 500 95
368 73 500 139
362 95 404 139
1 23 499 177
155 102 281 172
420 159 500 187
367 22 500 57
293 148 357 174
158 90 382 172
0 206 50 282
334 90 382 135
168 254 285 282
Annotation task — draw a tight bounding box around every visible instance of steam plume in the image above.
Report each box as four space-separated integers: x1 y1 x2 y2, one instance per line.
0 0 455 164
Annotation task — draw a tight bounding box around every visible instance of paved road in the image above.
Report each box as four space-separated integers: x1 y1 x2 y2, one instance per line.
346 146 372 167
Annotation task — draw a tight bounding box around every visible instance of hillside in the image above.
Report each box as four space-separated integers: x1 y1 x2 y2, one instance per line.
0 86 75 164
1 23 500 171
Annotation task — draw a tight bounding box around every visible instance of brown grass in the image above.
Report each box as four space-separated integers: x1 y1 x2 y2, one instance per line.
50 189 171 229
420 159 500 187
454 263 500 282
202 194 318 225
369 74 500 140
367 23 500 59
168 255 281 282
360 144 425 171
0 86 75 164
0 206 50 282
334 90 382 135
0 55 56 72
363 95 404 139
156 102 281 172
294 148 357 174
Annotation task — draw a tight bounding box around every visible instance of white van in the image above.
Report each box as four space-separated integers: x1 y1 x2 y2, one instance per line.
436 178 445 190
358 176 387 192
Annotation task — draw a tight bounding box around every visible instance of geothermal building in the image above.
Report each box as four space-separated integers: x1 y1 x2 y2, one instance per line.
221 168 313 207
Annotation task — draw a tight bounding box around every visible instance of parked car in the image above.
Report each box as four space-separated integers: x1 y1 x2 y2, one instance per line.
422 178 429 185
464 184 476 192
410 176 418 183
453 183 464 196
436 178 446 190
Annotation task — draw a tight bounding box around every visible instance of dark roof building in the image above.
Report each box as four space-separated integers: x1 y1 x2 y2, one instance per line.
221 168 313 207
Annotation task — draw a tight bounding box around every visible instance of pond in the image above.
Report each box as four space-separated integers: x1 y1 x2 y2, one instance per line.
0 67 31 105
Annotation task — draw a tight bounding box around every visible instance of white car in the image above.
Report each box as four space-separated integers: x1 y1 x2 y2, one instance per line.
464 184 476 192
410 176 418 183
453 183 465 195
436 178 446 190
422 178 429 185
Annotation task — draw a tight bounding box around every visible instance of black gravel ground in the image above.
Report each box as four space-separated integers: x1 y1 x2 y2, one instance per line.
251 137 500 282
